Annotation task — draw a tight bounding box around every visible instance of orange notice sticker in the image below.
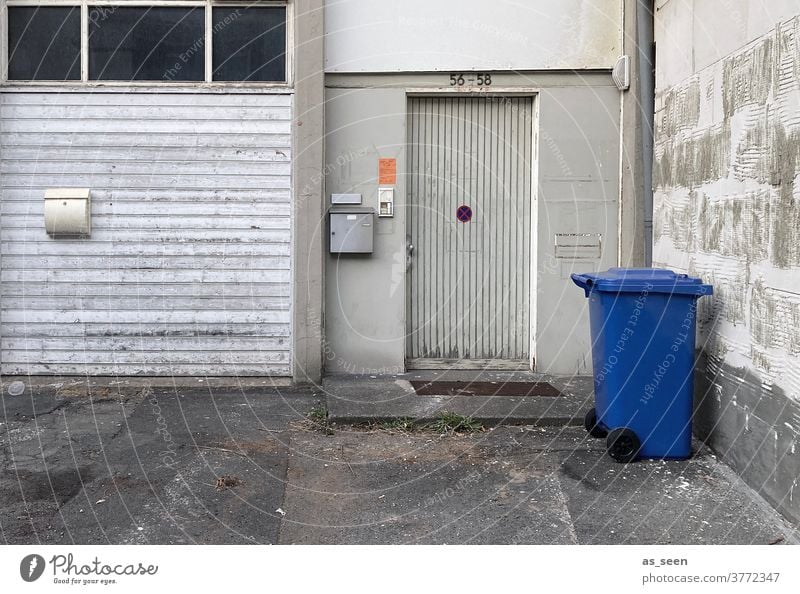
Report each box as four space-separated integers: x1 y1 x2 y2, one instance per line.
379 158 397 185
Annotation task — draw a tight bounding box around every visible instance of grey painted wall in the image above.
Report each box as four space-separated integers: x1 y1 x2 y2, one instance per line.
653 0 800 523
324 0 623 72
536 83 621 374
324 87 407 374
324 73 621 375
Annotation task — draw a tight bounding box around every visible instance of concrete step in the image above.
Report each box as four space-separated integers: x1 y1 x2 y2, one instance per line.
323 373 594 427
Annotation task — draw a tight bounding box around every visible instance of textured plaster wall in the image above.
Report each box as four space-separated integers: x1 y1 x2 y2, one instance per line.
653 0 800 523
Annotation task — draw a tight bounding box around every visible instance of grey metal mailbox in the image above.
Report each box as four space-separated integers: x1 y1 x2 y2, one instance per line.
329 207 374 254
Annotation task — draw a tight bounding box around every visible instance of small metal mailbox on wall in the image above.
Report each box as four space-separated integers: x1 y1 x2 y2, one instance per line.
44 188 91 237
329 206 375 254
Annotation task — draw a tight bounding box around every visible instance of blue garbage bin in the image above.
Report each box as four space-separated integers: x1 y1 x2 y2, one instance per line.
571 268 713 462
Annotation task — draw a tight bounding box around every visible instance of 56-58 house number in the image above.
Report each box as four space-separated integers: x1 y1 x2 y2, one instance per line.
449 73 493 86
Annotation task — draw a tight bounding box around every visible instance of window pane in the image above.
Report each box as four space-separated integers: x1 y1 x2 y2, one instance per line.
8 7 81 81
89 7 205 81
212 7 286 82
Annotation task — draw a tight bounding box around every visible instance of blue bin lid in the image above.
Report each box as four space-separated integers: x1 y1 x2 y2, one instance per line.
571 268 713 297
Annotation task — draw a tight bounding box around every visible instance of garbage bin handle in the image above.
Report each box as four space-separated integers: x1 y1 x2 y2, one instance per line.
571 273 594 297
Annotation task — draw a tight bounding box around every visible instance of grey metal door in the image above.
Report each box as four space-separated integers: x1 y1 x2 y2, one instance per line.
406 96 533 367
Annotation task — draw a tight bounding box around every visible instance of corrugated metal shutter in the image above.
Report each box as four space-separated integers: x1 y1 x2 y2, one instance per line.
0 91 292 376
407 96 533 364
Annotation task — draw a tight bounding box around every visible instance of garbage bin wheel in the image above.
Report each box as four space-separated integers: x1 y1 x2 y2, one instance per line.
583 408 607 438
606 428 641 463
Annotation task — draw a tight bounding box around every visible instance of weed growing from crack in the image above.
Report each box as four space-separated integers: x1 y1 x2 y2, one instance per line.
380 417 417 432
428 412 484 434
306 402 334 435
310 410 484 436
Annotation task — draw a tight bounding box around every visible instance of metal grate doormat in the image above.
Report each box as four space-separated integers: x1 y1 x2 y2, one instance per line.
410 381 562 397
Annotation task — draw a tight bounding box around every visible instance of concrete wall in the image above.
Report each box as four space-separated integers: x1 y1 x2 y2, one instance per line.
653 0 800 523
324 73 621 374
292 0 326 383
324 0 623 72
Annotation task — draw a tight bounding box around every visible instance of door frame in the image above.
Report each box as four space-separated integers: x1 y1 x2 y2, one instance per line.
404 88 540 370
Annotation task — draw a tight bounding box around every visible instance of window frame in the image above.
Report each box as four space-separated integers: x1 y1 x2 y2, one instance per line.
0 0 292 87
